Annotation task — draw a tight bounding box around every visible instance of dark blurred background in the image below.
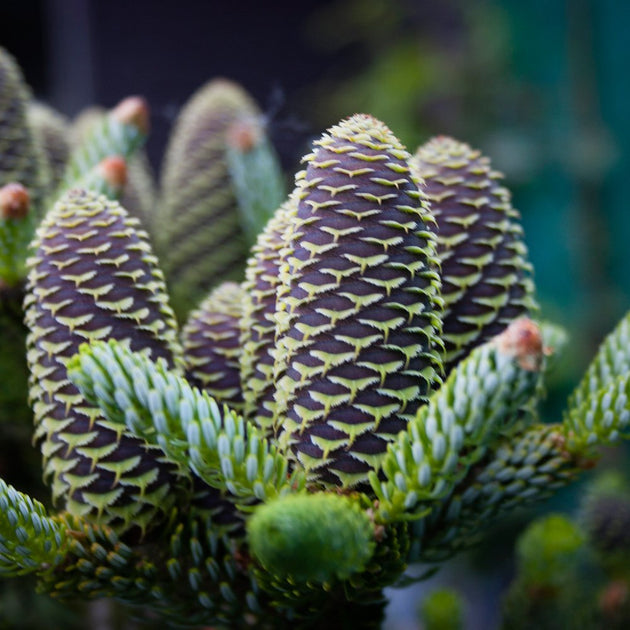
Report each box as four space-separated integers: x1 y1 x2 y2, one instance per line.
5 0 630 355
2 0 630 628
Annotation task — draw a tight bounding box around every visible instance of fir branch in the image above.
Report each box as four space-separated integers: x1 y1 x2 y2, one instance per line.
564 372 630 453
371 319 545 521
41 512 267 628
226 116 286 246
410 423 579 562
0 479 67 576
568 310 630 412
57 97 147 196
67 340 304 507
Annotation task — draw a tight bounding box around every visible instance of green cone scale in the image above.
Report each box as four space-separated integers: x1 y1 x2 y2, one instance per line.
411 137 535 373
239 198 296 431
158 79 260 317
24 189 182 537
273 114 443 488
182 281 245 412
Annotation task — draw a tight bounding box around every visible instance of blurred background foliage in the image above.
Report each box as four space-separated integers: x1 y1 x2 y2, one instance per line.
2 0 630 628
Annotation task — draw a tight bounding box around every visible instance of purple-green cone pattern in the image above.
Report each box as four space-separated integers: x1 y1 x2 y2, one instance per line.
182 281 244 412
239 198 296 433
158 79 260 318
24 189 182 538
27 102 71 192
0 48 49 213
273 114 443 488
411 136 535 374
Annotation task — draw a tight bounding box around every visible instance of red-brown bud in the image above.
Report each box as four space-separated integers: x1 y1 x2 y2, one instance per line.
0 183 30 220
226 117 262 153
111 96 149 135
494 318 545 371
97 156 128 190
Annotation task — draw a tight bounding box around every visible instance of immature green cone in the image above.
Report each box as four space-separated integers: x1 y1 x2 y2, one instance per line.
27 102 71 191
253 523 409 627
273 114 443 488
248 493 375 584
0 48 49 216
419 589 465 630
158 79 260 318
239 198 295 431
516 514 585 589
411 137 535 374
579 472 630 557
24 188 182 538
182 281 244 412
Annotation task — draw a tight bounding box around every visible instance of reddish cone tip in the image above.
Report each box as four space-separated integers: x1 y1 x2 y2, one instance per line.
226 117 262 152
97 156 128 189
0 183 30 220
112 96 150 135
494 317 544 371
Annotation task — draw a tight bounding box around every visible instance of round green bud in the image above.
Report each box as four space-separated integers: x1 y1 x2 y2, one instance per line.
247 492 374 583
516 514 585 588
419 588 464 630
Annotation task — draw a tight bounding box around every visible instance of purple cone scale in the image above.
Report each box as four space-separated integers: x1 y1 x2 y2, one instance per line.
24 189 182 538
411 136 535 374
182 281 244 412
273 114 443 488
